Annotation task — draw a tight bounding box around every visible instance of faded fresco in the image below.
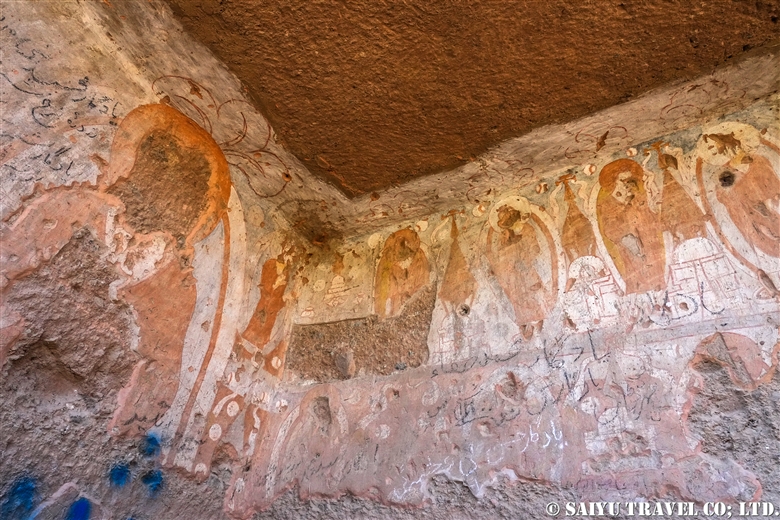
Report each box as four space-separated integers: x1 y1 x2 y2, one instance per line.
258 115 779 515
1 1 779 518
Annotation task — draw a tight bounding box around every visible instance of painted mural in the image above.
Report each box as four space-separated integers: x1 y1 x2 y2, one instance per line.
246 115 779 515
1 1 779 518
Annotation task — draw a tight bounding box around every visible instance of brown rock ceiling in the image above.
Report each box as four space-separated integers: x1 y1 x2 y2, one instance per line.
166 0 780 197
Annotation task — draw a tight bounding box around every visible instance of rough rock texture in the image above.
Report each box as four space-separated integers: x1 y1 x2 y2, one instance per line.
287 285 435 382
166 0 780 195
688 360 780 505
0 229 229 520
106 130 212 240
1 228 136 393
255 475 580 520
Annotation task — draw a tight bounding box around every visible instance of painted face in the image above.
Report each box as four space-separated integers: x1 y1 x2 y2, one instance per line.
611 171 640 205
497 205 530 232
698 132 749 169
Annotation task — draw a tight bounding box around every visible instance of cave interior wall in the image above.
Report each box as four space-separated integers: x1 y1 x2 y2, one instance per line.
1 1 779 518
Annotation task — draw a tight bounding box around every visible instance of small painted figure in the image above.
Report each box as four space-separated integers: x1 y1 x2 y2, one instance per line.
374 228 430 318
597 159 666 294
486 198 557 326
705 132 780 258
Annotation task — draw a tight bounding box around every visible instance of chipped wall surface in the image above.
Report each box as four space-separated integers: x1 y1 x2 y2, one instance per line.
1 1 780 519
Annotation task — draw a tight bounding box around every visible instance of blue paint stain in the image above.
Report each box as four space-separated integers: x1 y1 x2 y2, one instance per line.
0 476 37 519
65 497 92 520
139 433 161 458
141 470 164 496
109 463 131 488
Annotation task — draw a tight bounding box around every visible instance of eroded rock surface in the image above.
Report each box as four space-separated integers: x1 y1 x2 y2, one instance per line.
167 0 780 196
689 358 780 505
287 285 435 382
2 228 135 392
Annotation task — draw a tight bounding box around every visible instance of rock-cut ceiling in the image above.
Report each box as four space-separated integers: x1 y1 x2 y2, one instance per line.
167 0 779 197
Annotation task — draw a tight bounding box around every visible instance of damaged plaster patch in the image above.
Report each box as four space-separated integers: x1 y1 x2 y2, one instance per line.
106 130 211 240
2 228 136 393
287 285 435 382
688 360 780 505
